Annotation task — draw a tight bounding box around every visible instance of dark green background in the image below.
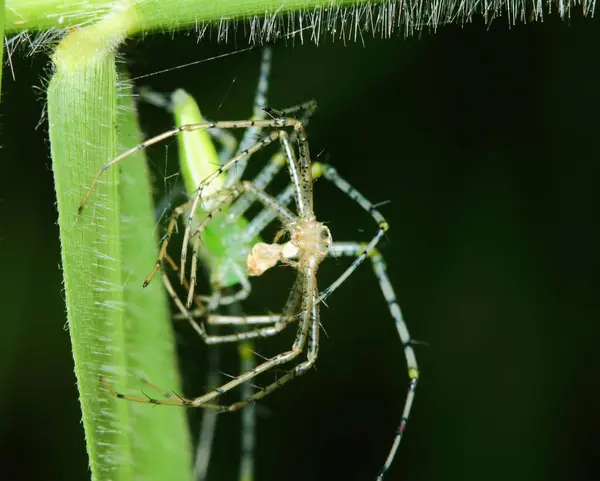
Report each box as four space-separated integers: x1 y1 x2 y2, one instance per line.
1 14 599 481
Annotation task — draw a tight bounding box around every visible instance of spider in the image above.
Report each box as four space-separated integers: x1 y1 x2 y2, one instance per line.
78 76 419 481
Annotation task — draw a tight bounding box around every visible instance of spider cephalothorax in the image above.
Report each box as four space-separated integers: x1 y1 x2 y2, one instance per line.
286 219 332 261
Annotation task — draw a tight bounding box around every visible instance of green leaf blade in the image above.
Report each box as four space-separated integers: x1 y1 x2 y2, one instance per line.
48 25 192 481
49 48 132 481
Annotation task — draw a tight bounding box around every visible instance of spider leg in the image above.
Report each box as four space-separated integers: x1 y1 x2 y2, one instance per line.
195 295 250 481
194 342 220 481
327 241 418 481
173 307 284 325
235 306 257 481
187 184 247 307
264 100 317 120
79 117 296 215
210 261 252 306
184 269 315 408
223 294 319 413
181 125 299 287
104 270 314 408
100 376 222 409
165 253 251 313
241 161 325 245
208 127 238 164
231 97 319 228
144 200 192 287
145 185 242 291
207 314 285 326
279 129 313 218
227 45 273 187
202 277 302 341
187 179 297 307
163 267 304 343
227 151 287 222
315 163 390 303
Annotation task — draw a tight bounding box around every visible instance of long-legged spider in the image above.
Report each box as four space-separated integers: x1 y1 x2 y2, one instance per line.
79 91 419 481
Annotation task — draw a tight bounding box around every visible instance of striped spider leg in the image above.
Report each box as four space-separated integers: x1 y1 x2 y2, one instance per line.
247 160 419 481
319 164 419 481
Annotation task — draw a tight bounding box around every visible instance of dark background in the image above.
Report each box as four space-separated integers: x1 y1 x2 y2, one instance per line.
1 13 599 481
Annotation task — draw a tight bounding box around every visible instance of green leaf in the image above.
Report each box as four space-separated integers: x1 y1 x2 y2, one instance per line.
48 25 192 481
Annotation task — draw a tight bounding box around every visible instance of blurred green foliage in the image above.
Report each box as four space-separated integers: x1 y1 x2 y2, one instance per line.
1 15 599 481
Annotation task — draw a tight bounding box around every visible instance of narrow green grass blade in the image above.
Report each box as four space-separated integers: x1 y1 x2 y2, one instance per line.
49 44 131 481
48 26 192 481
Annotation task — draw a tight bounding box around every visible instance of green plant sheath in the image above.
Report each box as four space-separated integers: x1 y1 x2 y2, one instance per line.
48 24 192 481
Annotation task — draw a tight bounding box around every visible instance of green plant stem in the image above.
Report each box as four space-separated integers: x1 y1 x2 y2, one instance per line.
48 21 192 481
5 0 372 33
